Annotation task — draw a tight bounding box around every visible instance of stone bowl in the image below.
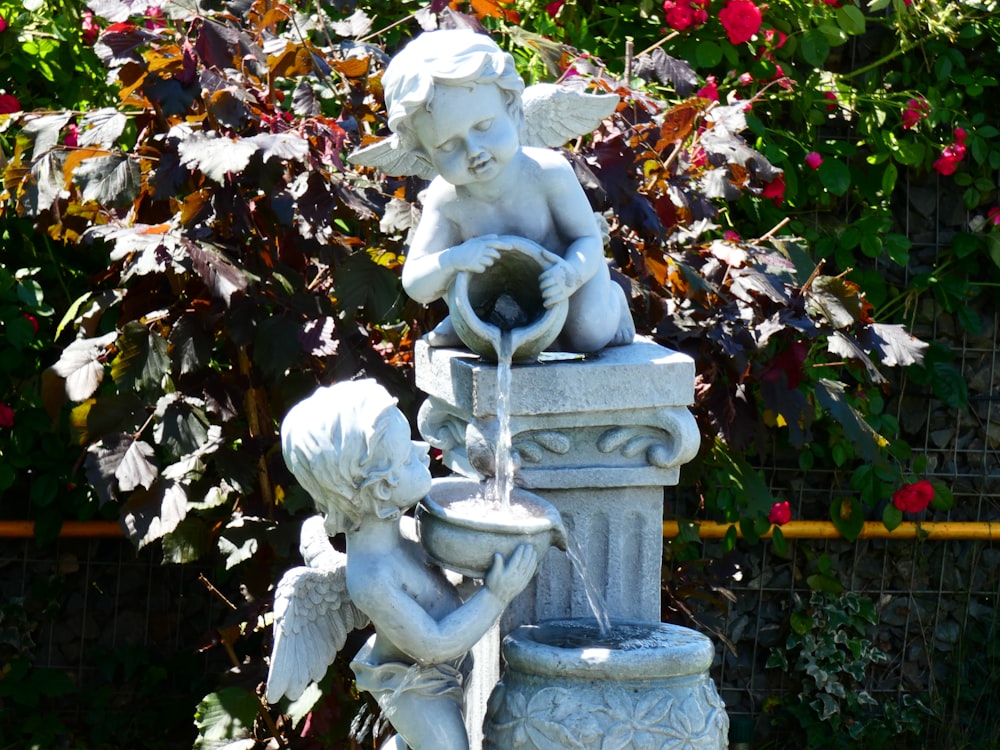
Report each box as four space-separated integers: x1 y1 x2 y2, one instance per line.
447 235 569 362
416 476 568 579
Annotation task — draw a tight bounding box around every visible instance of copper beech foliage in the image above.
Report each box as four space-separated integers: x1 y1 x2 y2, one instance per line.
0 0 926 563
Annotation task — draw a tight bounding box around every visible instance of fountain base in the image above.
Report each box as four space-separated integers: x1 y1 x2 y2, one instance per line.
484 619 728 749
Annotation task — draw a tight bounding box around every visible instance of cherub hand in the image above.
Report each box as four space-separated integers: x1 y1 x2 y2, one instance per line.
445 235 509 274
485 544 539 604
538 255 582 308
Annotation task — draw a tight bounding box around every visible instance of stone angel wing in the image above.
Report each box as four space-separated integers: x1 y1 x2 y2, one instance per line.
521 83 619 149
265 515 370 703
348 134 437 180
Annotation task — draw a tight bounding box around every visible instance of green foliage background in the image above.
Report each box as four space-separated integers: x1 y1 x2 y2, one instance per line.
1 0 998 747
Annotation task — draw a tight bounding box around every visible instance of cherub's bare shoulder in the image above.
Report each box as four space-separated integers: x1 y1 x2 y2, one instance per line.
522 146 574 172
521 147 581 194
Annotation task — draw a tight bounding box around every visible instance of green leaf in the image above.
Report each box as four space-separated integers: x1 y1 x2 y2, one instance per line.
930 481 954 511
695 40 723 67
831 496 864 540
194 687 259 750
801 29 831 67
836 5 865 35
929 361 968 408
29 474 59 507
881 161 897 196
818 158 851 195
771 526 788 557
882 504 903 531
807 573 844 594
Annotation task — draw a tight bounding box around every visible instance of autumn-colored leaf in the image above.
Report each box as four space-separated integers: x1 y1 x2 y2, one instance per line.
659 100 700 145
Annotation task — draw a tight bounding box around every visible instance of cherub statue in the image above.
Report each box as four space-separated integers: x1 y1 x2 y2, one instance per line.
350 29 635 353
266 380 538 750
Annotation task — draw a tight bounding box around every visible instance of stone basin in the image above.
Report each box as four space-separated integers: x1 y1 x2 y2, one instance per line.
416 476 568 578
485 618 729 749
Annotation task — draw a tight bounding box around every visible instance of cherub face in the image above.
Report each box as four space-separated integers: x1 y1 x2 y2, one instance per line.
381 409 433 510
411 83 521 186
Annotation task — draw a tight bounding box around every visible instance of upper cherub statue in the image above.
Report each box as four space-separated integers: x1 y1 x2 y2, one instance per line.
266 380 538 750
351 29 635 353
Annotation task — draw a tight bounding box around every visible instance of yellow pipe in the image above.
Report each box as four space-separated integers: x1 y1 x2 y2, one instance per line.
0 519 996 542
663 519 1000 541
0 520 124 538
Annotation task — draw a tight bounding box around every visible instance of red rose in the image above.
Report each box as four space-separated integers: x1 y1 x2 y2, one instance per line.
768 501 791 526
901 97 929 130
664 0 696 31
761 173 785 204
720 0 762 44
933 141 966 176
697 76 719 102
0 93 21 114
805 151 823 170
0 403 14 428
892 480 934 513
988 206 1000 226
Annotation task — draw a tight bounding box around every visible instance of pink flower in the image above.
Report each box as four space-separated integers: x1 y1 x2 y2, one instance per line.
724 230 741 241
933 140 966 176
0 403 13 429
546 0 564 15
892 480 934 513
0 93 21 114
64 123 79 148
761 173 785 204
82 11 99 45
768 500 791 526
738 72 754 85
719 0 762 44
805 151 823 170
953 126 967 143
988 206 1000 226
698 76 719 101
902 97 929 130
0 14 7 33
823 91 838 110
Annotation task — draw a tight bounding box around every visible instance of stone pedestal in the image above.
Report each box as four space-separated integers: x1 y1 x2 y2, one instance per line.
415 337 700 628
416 337 707 749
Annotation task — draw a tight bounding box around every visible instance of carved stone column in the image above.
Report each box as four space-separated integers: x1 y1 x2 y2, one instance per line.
415 337 700 628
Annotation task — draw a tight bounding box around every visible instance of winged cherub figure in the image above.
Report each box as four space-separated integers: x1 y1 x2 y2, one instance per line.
350 29 635 353
266 380 538 750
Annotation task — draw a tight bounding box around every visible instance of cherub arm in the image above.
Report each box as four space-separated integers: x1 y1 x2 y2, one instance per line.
351 545 537 666
400 184 506 304
534 151 607 307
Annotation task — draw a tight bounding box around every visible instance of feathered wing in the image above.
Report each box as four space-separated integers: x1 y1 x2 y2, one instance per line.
265 517 370 703
521 83 619 149
348 134 437 180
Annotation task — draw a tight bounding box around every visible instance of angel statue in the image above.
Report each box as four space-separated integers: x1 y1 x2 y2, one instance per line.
350 29 635 353
266 379 539 750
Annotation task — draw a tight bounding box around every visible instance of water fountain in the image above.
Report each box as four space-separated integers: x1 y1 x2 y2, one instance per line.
267 28 728 750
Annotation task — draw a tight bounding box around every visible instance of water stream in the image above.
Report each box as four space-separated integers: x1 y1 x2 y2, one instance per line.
565 536 612 637
486 329 514 509
485 326 611 636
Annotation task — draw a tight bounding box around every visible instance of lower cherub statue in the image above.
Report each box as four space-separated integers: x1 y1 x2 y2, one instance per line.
266 379 538 750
